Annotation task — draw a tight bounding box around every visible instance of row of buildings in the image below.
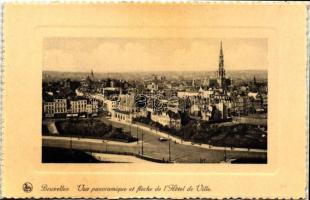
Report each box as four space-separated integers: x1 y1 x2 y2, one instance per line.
97 43 266 129
42 42 267 132
43 96 99 118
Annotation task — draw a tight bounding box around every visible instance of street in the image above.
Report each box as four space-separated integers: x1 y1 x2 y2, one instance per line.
42 115 267 163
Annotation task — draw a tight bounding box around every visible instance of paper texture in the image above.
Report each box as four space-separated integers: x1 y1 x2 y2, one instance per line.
2 3 308 199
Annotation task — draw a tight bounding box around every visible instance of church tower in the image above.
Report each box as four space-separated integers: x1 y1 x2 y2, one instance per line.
217 41 226 91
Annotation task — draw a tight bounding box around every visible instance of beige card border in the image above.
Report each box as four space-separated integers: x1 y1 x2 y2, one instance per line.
2 3 308 199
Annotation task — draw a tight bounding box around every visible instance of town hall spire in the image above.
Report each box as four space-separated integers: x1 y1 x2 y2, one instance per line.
217 41 226 91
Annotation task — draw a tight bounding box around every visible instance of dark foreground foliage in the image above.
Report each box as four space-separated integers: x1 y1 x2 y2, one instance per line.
42 146 102 163
179 121 267 149
52 119 137 142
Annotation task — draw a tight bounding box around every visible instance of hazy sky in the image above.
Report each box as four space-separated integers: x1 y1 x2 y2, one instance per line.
43 38 268 72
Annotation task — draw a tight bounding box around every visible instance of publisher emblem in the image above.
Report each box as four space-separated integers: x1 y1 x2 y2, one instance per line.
23 182 33 193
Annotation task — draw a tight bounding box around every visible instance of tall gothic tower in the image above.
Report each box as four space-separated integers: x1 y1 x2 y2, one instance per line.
217 41 226 91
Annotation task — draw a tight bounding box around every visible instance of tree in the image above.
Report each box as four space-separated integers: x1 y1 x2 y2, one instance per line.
212 109 222 122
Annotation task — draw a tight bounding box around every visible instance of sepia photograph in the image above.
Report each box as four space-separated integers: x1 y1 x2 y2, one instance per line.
42 38 268 164
2 3 308 199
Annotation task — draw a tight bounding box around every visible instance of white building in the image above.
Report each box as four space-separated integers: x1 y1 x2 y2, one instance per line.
215 101 232 119
68 98 98 115
75 89 84 97
177 91 199 98
54 99 67 114
43 99 67 117
201 108 213 121
111 94 136 123
151 112 170 127
69 99 87 114
91 100 98 114
43 101 55 117
43 97 98 118
248 92 258 100
190 104 200 116
151 111 181 130
118 94 136 112
147 82 159 92
200 89 214 98
104 96 119 114
112 109 132 123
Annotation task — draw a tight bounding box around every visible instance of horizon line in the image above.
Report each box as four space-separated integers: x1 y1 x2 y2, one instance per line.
43 69 268 73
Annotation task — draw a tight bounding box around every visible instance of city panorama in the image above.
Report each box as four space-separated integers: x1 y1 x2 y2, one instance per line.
42 38 268 163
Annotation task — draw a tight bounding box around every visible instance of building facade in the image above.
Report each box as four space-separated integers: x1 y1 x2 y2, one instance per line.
43 97 98 118
151 110 181 130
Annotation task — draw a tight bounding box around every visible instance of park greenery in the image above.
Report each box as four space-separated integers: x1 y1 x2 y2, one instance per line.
45 119 137 142
180 121 267 149
133 116 267 149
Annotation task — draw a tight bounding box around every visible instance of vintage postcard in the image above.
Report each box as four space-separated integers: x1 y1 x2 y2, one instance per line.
1 2 308 199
